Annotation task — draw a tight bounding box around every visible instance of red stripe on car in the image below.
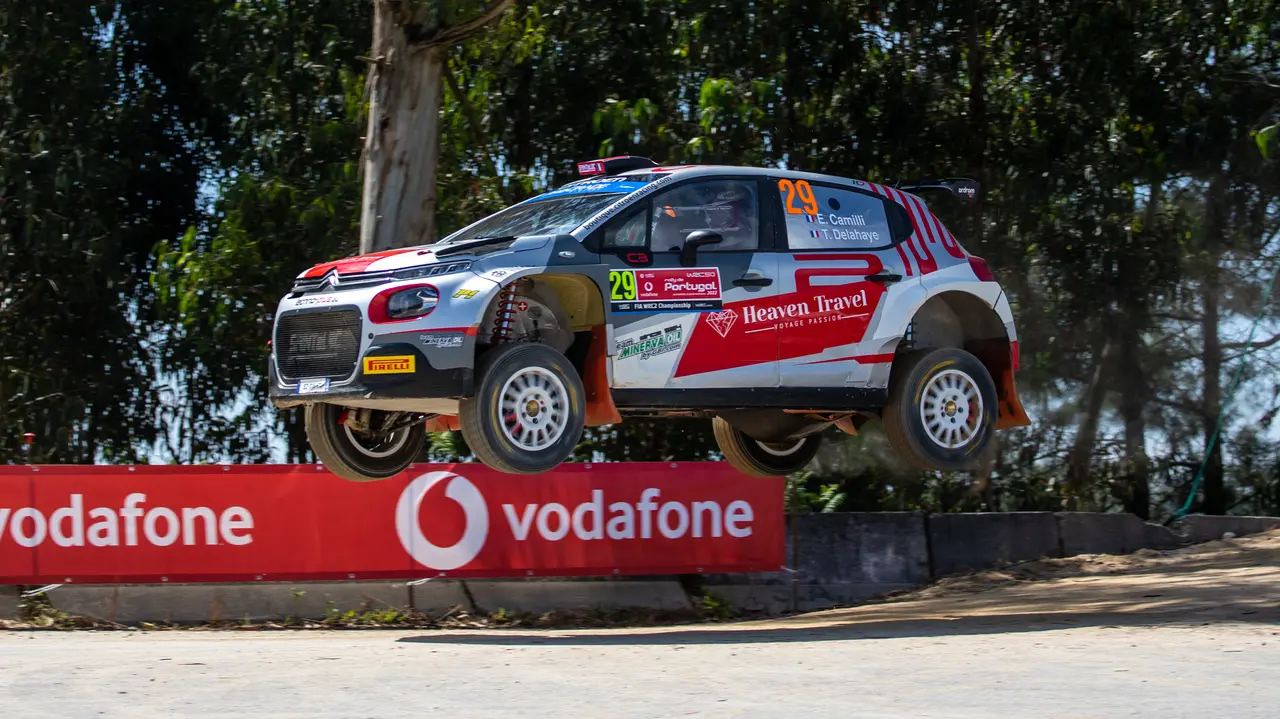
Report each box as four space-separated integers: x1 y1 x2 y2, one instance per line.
301 248 419 278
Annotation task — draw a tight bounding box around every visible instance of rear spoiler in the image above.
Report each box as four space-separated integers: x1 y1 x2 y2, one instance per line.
576 155 659 176
894 177 980 201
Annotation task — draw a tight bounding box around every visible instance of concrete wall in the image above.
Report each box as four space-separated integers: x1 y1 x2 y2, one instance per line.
698 512 929 613
926 512 1061 576
1175 515 1280 544
0 585 18 621
46 582 424 624
792 512 930 609
1056 512 1181 556
467 578 691 615
4 511 1277 624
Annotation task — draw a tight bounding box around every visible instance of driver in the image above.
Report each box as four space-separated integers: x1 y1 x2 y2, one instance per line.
652 182 756 252
702 185 755 250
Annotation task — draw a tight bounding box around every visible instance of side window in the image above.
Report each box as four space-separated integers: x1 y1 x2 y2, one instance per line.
650 180 758 253
602 205 648 249
776 179 895 250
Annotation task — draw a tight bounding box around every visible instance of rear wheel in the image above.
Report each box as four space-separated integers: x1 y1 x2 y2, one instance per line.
883 347 997 471
306 404 426 482
712 416 823 477
459 343 586 474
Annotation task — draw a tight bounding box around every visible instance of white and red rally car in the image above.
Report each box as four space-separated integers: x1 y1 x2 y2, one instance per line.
269 157 1031 480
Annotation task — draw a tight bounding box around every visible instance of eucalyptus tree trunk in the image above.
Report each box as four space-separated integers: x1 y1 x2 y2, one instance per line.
359 0 513 254
1064 334 1114 509
1199 179 1227 515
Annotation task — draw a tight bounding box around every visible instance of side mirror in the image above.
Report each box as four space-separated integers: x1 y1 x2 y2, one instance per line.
680 230 723 267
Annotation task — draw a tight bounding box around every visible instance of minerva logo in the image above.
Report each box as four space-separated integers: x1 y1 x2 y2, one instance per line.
618 325 683 360
394 471 757 571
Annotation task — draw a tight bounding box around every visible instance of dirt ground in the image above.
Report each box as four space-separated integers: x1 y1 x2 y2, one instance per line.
760 527 1280 634
3 531 1278 718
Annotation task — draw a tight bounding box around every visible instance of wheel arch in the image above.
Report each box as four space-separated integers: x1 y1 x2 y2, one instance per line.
470 271 620 428
904 290 1030 430
538 273 621 427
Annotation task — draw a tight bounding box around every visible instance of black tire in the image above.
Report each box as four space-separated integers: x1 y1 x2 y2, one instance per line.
883 347 997 471
459 343 586 474
305 404 426 482
712 416 823 477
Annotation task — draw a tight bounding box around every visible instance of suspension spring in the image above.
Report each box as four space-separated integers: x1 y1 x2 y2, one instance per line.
492 282 521 343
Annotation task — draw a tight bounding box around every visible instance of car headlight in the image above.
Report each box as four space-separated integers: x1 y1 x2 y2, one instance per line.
371 284 439 323
392 261 472 280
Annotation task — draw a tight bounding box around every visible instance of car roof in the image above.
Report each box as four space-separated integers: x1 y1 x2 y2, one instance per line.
616 164 868 189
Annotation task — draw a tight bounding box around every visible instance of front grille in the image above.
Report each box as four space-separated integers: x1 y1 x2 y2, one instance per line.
291 269 396 294
290 261 472 294
275 309 362 382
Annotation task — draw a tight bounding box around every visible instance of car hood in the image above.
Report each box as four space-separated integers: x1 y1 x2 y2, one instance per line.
297 236 557 279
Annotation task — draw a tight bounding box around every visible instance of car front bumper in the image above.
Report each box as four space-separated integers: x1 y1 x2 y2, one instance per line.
268 339 474 411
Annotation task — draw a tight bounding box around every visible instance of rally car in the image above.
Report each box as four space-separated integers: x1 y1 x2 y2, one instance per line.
268 156 1030 480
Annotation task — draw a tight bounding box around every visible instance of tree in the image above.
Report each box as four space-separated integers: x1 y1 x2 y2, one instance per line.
359 0 514 253
0 1 212 463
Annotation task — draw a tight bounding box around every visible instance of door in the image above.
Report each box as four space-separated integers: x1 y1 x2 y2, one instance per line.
769 176 914 388
599 177 780 389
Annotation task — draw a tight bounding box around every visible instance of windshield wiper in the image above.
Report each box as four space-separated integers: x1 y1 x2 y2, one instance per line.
434 235 519 257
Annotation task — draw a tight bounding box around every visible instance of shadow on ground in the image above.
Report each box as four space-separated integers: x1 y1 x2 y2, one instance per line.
397 607 1278 647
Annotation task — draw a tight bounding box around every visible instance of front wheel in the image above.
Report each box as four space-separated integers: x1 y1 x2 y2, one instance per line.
305 404 426 482
882 347 997 471
459 343 586 474
712 417 823 477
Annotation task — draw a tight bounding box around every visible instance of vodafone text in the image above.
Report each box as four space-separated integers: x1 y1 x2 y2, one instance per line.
501 489 754 542
0 494 254 548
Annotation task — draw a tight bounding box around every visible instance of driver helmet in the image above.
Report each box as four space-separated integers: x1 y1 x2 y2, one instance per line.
704 185 753 237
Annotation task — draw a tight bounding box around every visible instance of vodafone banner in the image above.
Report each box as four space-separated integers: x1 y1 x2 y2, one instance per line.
0 463 784 584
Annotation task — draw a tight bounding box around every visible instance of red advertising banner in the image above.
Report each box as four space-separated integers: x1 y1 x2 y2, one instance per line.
0 463 784 584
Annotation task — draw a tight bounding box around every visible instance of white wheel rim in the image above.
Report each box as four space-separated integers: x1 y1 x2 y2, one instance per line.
499 367 569 451
343 424 410 458
756 439 806 457
920 369 983 449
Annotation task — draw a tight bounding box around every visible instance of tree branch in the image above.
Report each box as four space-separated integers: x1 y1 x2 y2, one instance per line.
1151 395 1201 414
443 54 497 175
1221 331 1280 353
429 0 514 47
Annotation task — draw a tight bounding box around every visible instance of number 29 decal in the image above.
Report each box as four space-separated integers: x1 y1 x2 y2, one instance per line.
778 179 819 215
607 268 723 313
609 270 638 301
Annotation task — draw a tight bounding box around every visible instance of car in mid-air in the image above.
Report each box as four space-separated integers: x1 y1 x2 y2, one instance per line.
268 156 1030 480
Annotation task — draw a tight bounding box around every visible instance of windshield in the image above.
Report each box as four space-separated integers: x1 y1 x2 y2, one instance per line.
446 193 624 242
441 175 663 243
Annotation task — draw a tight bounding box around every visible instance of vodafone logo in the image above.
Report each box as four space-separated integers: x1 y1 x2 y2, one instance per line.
395 471 489 571
394 470 759 572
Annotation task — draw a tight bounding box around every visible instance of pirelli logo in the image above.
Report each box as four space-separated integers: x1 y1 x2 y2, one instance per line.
363 355 415 375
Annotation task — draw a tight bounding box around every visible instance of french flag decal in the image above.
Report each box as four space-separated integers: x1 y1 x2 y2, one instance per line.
804 214 817 223
810 230 821 238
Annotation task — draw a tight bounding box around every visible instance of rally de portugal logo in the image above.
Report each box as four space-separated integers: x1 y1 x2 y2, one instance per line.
394 471 489 571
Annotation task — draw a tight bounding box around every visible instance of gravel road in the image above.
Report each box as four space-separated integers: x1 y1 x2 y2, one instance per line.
3 533 1278 718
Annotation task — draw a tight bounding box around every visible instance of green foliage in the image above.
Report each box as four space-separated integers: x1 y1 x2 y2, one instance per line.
785 471 848 515
694 593 734 621
1258 125 1279 160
